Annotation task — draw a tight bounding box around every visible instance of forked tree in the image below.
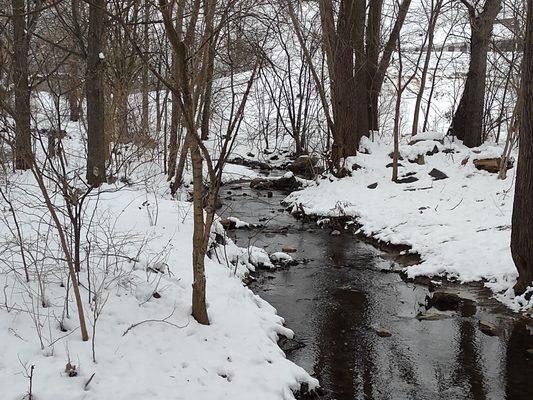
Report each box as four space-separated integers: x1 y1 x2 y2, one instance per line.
288 0 411 167
157 0 264 324
449 0 502 147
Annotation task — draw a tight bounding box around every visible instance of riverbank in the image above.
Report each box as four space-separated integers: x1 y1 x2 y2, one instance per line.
220 182 533 400
284 136 532 312
0 170 317 400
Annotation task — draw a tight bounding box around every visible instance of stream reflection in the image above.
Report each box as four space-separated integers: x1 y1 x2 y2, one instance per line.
221 185 533 400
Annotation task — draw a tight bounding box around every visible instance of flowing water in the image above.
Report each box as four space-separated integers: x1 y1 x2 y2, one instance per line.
220 182 533 400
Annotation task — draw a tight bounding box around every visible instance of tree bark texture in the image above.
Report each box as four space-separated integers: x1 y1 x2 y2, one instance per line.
86 0 106 186
511 0 533 295
11 0 33 170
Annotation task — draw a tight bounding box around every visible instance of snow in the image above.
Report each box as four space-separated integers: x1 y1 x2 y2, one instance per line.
286 135 532 311
227 216 250 229
270 252 293 263
0 177 317 399
221 162 259 183
282 171 294 179
411 131 446 142
269 252 295 267
0 129 316 399
247 246 275 270
402 140 443 161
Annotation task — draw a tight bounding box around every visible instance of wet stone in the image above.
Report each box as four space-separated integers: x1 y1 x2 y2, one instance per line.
479 320 501 336
278 337 305 353
428 291 461 310
376 328 392 337
288 155 323 178
426 291 477 316
282 245 297 253
242 275 256 286
416 312 447 321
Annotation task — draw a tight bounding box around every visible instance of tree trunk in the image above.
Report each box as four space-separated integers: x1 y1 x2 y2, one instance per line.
86 0 106 186
511 0 533 295
449 0 501 148
190 141 209 325
330 0 356 164
141 0 149 135
11 0 32 170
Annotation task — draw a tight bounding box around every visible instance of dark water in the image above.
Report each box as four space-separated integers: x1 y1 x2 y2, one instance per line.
220 184 533 400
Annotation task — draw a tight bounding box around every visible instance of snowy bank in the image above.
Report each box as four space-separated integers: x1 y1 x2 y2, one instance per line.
286 136 532 311
0 173 317 400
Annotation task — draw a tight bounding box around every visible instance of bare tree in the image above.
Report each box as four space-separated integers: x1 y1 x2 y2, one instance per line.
157 0 265 324
391 38 420 181
411 0 444 136
288 0 412 167
449 0 502 147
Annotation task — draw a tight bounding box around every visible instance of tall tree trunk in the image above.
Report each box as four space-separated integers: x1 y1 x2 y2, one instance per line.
511 0 533 295
330 0 356 163
11 0 32 170
141 0 149 135
449 0 501 148
86 0 106 186
190 141 209 325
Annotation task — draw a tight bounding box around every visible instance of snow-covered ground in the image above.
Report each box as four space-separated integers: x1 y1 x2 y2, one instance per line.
0 174 317 400
286 136 532 311
0 135 316 399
